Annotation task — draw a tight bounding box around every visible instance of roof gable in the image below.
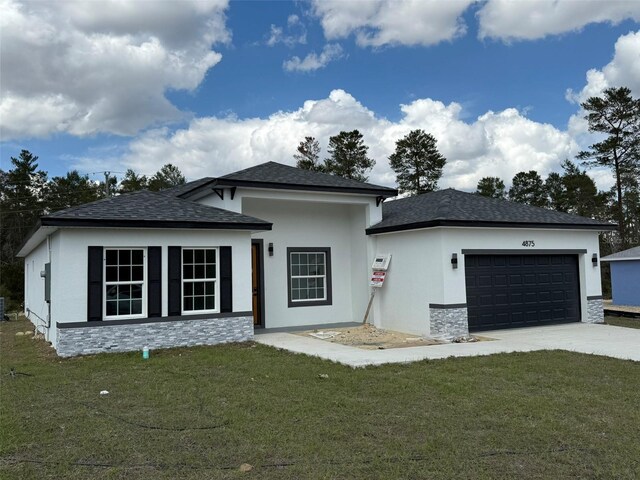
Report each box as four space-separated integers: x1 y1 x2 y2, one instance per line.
175 161 397 198
367 189 616 234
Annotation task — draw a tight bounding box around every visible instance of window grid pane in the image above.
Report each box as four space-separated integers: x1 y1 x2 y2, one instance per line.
290 251 327 302
105 248 144 318
182 248 217 312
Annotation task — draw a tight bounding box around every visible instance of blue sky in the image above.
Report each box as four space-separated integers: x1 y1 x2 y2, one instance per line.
1 0 639 191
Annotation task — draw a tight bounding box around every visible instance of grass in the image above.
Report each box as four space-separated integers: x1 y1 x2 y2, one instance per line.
1 316 639 479
604 315 640 329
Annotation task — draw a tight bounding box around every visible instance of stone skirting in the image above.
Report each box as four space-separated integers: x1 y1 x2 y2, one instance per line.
429 304 469 340
56 315 254 357
585 297 604 324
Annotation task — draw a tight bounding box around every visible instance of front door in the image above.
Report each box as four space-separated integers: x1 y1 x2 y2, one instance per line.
251 241 264 327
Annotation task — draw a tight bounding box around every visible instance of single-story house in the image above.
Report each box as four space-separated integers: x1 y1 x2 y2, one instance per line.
18 161 615 357
601 246 640 306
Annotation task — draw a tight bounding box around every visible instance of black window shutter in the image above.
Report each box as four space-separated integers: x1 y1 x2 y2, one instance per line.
87 246 103 321
147 247 162 317
220 246 232 313
168 246 182 316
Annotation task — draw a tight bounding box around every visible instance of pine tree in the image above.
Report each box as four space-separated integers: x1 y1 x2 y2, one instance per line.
119 169 149 193
476 176 506 199
44 170 103 212
148 164 186 191
324 130 374 182
578 87 640 248
389 130 446 195
508 171 548 208
294 137 324 172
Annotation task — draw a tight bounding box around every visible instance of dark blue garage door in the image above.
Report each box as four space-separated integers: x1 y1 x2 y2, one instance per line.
465 254 581 331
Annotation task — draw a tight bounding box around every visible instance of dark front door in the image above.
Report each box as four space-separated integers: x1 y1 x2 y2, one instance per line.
251 241 264 327
465 254 581 331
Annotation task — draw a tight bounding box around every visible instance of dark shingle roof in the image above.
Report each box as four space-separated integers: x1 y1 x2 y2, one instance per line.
601 246 640 261
176 161 397 198
41 190 271 230
158 177 214 198
366 189 616 234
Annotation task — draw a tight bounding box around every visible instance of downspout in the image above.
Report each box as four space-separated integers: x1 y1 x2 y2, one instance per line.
46 234 52 336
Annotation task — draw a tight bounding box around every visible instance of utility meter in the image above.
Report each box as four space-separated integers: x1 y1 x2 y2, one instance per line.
372 254 391 271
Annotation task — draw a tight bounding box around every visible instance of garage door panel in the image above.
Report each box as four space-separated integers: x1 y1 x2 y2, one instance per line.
466 254 581 331
494 274 508 286
538 291 551 302
477 257 492 267
494 293 508 306
509 274 523 285
537 273 551 284
509 292 523 303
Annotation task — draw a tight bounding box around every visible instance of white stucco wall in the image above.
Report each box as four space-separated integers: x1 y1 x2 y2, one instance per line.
198 187 383 228
371 230 438 335
42 228 252 347
241 197 371 328
23 235 53 340
372 226 603 335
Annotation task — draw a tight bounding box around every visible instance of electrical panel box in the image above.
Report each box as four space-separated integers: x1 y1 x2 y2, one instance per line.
372 254 391 271
42 263 51 303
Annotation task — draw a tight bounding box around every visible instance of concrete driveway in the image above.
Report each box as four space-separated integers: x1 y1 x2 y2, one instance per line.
254 323 640 367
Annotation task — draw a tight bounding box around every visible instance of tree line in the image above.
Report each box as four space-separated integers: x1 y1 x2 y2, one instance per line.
1 87 638 306
0 157 186 307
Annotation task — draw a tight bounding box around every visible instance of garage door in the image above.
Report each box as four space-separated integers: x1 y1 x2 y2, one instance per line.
465 254 581 331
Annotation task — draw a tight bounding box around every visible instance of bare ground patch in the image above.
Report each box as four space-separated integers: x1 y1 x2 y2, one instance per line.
296 323 491 350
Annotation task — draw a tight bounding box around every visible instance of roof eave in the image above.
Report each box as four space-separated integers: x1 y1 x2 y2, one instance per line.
601 257 640 262
366 219 618 235
16 221 59 258
40 218 273 231
202 178 398 198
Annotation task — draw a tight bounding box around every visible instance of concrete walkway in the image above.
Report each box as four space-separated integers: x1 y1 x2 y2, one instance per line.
254 323 640 367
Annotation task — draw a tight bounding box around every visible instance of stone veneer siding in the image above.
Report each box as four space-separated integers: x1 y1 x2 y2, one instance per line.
585 297 604 324
56 315 253 357
429 304 469 340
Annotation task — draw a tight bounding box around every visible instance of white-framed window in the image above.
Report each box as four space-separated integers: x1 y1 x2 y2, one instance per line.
287 248 332 307
182 248 218 313
104 248 146 318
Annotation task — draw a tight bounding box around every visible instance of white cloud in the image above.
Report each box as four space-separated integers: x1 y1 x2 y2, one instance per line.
311 0 474 47
107 89 584 192
478 0 640 41
283 44 344 72
266 25 285 46
288 15 301 27
0 0 230 140
266 14 307 47
567 30 640 104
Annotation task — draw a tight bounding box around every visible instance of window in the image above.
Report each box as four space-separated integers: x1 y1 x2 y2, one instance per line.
182 248 218 313
105 248 145 318
287 247 332 307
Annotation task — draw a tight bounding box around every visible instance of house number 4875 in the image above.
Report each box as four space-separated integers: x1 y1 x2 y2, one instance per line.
522 240 535 247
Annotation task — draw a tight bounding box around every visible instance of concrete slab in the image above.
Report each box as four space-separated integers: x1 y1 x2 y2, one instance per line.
253 323 640 367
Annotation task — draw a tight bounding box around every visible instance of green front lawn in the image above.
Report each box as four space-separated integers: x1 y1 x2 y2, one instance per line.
1 316 639 479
